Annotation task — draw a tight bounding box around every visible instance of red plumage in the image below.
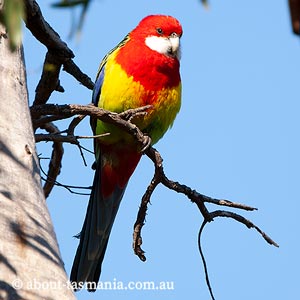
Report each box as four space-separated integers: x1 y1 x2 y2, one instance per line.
100 145 141 198
116 15 182 91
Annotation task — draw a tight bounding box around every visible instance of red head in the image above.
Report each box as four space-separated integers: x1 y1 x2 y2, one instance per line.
130 15 183 60
116 15 182 90
132 15 183 38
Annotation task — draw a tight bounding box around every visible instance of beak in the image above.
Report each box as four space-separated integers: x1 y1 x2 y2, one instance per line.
168 34 181 59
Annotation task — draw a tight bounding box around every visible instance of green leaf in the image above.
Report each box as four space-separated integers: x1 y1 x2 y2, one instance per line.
2 0 24 51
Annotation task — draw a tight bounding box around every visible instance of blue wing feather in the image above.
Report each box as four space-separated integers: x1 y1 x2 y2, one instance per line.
92 67 105 106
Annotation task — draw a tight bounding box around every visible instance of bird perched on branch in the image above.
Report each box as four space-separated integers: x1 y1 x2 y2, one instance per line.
70 14 183 291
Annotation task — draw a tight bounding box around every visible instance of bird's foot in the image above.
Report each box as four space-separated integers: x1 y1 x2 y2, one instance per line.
119 105 152 122
141 134 152 153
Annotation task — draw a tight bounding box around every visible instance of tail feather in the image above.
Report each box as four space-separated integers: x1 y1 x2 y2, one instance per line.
70 164 125 291
70 146 141 292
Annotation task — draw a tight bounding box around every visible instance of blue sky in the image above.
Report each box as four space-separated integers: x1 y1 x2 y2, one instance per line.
24 1 298 299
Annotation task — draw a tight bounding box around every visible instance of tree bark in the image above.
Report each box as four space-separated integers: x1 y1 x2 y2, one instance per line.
0 15 75 300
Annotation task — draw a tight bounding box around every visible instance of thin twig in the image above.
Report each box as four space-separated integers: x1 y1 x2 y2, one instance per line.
33 115 66 129
204 198 257 211
209 210 279 247
35 132 110 143
133 174 160 261
198 220 216 300
40 165 91 196
67 115 86 135
36 118 109 168
76 143 88 167
63 59 94 90
40 122 64 198
77 144 94 155
196 209 279 299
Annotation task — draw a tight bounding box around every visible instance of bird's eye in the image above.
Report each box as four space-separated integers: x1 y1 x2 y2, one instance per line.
156 28 163 35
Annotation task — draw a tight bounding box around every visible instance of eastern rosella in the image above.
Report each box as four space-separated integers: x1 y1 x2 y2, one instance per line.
70 15 183 291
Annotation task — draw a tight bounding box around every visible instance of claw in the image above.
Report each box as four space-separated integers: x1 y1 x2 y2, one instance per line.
141 135 152 153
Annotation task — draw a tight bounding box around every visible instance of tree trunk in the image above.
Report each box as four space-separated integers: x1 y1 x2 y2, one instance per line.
0 17 75 300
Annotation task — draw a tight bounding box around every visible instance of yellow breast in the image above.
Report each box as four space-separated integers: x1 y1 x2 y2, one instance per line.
95 49 181 145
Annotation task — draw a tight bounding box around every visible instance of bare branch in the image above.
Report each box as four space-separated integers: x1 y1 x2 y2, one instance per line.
208 210 279 247
40 122 64 198
30 104 151 147
66 115 86 135
35 132 110 144
24 0 74 58
24 0 93 104
63 59 94 90
197 208 279 300
133 146 263 261
35 113 108 171
33 115 65 129
31 101 278 299
133 173 160 262
31 103 276 245
34 51 63 105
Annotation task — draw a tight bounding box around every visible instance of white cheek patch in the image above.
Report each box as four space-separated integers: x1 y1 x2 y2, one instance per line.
145 36 180 59
145 36 171 54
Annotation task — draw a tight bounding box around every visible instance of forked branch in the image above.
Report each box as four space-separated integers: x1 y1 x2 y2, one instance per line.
31 102 279 299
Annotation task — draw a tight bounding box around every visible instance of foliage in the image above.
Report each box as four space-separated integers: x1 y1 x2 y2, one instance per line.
0 0 24 50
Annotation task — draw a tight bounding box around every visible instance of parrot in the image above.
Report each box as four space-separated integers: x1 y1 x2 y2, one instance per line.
70 14 183 291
